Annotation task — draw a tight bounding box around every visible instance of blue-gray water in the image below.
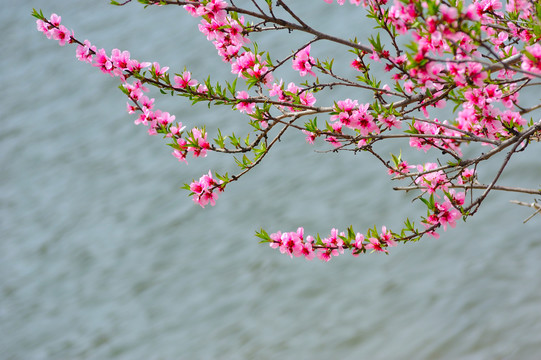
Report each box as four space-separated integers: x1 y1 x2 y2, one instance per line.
2 2 541 359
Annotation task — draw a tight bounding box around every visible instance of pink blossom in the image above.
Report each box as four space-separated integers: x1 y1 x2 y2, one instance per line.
93 48 113 75
126 102 137 114
172 138 188 163
301 241 316 260
352 233 365 257
379 114 401 129
188 128 210 157
316 248 339 262
292 45 316 77
302 130 317 144
447 190 465 206
388 160 412 176
506 0 533 18
110 49 130 69
457 168 475 185
76 40 96 64
174 71 198 88
409 122 433 152
500 110 526 128
466 62 488 87
197 84 209 94
355 104 378 136
330 98 358 127
322 228 344 251
427 200 461 231
351 57 365 71
167 123 186 137
464 88 485 108
52 25 72 46
36 19 53 38
231 51 257 76
278 232 304 258
49 13 61 27
331 122 343 133
269 231 282 250
235 91 255 114
326 136 341 148
152 62 169 77
379 226 396 247
404 80 415 94
299 91 316 107
521 44 541 78
415 162 449 194
365 238 387 253
189 170 221 208
269 81 284 98
36 13 62 39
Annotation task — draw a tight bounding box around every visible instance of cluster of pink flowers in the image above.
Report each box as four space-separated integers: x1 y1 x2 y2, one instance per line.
187 128 211 157
330 99 379 136
38 14 169 133
189 171 223 208
124 80 179 136
36 14 73 46
36 11 217 179
231 51 273 85
269 226 397 261
185 0 250 64
36 0 541 261
169 127 211 164
456 85 525 141
268 81 317 110
414 163 450 195
408 120 461 155
423 199 462 235
187 1 320 112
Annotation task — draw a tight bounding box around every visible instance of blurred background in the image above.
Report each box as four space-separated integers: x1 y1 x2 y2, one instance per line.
1 1 540 359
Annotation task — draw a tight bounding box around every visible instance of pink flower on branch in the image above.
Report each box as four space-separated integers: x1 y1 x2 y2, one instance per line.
521 44 541 78
365 237 387 253
187 128 210 158
76 40 96 64
388 160 413 176
415 163 450 195
52 25 73 46
93 48 113 75
425 200 461 231
152 62 169 78
235 91 255 114
174 71 198 89
189 171 223 208
292 45 316 77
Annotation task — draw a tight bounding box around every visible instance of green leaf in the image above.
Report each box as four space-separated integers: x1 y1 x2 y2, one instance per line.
229 133 241 148
256 228 271 243
227 78 237 97
214 129 225 148
347 226 355 240
31 8 45 20
304 117 318 133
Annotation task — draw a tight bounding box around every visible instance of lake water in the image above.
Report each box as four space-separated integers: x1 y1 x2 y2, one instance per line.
2 1 541 359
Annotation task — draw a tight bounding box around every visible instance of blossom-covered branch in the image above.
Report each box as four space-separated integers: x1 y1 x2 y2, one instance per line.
34 0 541 261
